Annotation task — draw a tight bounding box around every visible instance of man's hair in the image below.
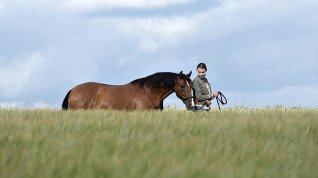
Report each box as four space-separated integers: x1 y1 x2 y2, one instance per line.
197 63 207 71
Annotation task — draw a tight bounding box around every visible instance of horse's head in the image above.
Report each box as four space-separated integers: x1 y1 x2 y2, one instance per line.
174 71 193 110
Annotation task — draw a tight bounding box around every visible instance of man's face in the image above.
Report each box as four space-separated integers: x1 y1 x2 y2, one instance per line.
197 67 206 79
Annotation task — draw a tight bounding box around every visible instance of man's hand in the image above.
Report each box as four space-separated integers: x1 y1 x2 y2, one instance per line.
204 100 211 106
214 92 220 97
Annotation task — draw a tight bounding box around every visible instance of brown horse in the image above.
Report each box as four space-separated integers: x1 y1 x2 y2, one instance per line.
62 71 193 110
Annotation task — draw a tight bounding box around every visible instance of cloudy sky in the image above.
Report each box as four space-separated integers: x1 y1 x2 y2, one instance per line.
0 0 317 108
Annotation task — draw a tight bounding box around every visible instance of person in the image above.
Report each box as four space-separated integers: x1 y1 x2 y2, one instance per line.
193 63 219 111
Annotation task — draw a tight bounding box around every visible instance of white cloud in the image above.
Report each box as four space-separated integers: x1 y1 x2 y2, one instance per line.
0 2 4 12
228 85 318 107
0 49 99 100
136 17 194 51
95 16 194 52
0 0 52 11
0 53 45 96
61 0 195 12
229 34 318 76
191 0 318 40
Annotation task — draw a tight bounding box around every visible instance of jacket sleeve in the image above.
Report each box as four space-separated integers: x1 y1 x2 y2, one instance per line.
193 79 210 101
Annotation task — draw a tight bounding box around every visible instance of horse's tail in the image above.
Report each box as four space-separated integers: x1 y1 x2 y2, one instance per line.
62 90 71 110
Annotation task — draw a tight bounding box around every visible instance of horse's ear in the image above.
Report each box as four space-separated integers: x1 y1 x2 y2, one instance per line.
178 71 185 79
186 71 192 78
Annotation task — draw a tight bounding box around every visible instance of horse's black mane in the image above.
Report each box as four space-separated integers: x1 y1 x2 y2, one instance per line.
130 72 191 89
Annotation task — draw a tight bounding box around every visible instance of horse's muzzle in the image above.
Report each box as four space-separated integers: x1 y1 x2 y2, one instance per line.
183 98 193 110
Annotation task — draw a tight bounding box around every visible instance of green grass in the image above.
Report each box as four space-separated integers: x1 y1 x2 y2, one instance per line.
0 108 318 178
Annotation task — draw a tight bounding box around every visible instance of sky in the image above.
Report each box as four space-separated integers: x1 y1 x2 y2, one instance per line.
0 0 318 109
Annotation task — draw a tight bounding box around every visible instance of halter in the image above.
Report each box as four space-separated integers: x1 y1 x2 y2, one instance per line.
182 96 194 102
181 80 194 103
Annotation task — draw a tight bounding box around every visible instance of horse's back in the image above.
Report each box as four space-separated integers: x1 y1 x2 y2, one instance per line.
67 82 141 110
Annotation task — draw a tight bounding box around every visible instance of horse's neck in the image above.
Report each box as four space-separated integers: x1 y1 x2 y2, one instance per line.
159 88 175 100
149 88 174 102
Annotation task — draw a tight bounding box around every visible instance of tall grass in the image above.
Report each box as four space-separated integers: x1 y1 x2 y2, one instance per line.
0 108 317 178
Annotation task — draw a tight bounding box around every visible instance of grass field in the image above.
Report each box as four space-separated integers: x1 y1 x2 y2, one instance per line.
0 108 317 178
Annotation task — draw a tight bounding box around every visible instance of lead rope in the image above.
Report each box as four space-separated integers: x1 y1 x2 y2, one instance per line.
215 91 227 111
190 91 227 111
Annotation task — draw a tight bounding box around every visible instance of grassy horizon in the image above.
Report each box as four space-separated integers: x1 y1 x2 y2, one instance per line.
0 108 317 178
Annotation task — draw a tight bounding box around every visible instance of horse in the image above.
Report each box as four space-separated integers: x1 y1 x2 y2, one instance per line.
62 71 193 111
